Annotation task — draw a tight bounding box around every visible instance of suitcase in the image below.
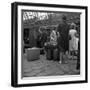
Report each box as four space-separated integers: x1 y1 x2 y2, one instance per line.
46 49 52 60
26 48 40 61
53 48 60 61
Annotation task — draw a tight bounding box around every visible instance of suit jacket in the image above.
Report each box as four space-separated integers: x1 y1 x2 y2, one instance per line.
57 21 69 51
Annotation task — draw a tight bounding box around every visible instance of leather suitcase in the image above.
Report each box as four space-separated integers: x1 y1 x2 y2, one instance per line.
46 49 52 60
53 48 60 61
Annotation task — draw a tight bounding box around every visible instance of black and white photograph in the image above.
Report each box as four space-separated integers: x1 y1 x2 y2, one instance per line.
11 2 88 87
22 10 80 77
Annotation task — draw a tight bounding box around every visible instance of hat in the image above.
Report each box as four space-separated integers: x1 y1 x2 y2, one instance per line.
71 23 76 27
70 23 76 29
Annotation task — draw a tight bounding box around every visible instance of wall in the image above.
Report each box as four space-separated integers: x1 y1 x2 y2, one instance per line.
0 0 89 90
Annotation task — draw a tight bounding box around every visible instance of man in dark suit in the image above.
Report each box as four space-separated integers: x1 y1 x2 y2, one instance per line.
57 15 69 63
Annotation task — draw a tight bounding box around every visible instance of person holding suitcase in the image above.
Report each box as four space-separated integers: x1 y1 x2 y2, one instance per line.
49 29 60 61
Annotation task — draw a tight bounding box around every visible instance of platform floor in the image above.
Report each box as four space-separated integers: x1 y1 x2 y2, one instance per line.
22 54 80 77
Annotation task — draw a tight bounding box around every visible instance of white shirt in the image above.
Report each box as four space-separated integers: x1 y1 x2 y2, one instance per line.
69 29 77 38
50 30 59 45
69 29 79 51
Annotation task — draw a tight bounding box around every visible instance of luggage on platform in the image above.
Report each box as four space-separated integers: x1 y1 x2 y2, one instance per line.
53 48 60 61
46 49 52 60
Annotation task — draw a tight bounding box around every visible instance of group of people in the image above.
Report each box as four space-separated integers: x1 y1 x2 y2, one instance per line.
36 15 80 70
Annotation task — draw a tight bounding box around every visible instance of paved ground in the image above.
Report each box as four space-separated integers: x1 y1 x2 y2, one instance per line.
22 54 80 77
